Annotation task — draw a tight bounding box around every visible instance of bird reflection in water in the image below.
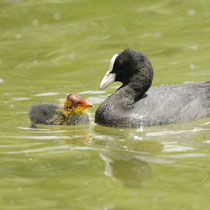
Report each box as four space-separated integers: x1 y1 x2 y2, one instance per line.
100 152 152 188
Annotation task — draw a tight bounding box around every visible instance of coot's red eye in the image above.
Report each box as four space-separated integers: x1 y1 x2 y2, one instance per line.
118 59 123 67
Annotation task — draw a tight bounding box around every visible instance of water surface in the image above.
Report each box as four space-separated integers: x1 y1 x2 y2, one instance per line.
0 0 210 209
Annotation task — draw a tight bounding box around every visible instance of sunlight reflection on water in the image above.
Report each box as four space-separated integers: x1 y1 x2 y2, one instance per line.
146 127 205 136
35 92 59 96
0 0 210 209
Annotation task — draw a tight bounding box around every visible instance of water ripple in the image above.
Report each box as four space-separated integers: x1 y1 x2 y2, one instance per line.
13 97 30 101
146 127 204 136
0 76 4 83
7 145 71 154
36 130 66 133
35 92 58 96
203 140 210 144
86 96 106 104
18 127 50 131
162 142 195 153
2 136 72 140
133 155 176 164
167 153 206 158
79 90 106 94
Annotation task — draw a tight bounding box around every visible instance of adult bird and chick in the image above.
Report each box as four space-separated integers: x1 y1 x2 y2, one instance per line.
29 49 210 127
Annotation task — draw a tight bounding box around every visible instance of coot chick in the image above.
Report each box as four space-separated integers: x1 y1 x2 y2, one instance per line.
29 94 92 125
95 49 210 127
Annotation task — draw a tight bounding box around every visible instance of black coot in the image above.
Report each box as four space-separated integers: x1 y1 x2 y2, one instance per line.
95 49 210 127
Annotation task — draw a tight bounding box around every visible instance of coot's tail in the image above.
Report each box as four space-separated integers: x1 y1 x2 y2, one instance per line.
29 104 58 125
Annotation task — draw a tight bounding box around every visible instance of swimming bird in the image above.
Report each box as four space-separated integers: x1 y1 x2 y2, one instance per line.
29 94 92 126
95 49 210 127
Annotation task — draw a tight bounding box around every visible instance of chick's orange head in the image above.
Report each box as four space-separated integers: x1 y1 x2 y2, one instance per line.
65 94 93 109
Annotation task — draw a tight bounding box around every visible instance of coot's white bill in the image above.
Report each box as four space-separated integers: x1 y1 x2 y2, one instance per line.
100 54 118 90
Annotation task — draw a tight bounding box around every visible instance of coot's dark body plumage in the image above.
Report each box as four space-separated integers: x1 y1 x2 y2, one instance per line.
95 49 210 128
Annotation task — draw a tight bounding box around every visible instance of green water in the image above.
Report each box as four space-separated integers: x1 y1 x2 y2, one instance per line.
0 0 210 209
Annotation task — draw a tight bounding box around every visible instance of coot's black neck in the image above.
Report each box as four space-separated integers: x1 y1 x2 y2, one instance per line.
116 72 153 105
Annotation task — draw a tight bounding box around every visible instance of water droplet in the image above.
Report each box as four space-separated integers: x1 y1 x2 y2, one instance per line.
0 76 4 83
204 11 209 18
32 19 39 26
190 64 195 70
42 24 49 30
187 9 195 16
154 32 162 38
53 13 61 20
35 92 58 96
18 187 23 191
15 34 22 40
192 45 197 50
13 97 30 101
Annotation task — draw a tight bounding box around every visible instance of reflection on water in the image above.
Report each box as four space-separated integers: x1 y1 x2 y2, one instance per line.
0 0 210 209
0 77 4 83
0 111 209 209
34 92 59 97
100 152 152 188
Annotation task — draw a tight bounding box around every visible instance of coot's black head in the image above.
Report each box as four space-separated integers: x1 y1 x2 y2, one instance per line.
100 49 153 90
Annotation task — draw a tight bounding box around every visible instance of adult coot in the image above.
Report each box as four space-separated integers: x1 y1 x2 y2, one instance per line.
29 94 92 126
95 49 210 127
